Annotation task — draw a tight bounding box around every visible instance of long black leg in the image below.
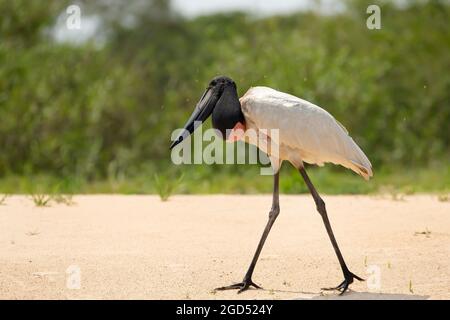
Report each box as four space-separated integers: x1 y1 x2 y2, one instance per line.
299 167 363 294
216 171 280 293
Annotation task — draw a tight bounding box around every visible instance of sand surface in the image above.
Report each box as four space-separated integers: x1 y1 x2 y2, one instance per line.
0 195 449 300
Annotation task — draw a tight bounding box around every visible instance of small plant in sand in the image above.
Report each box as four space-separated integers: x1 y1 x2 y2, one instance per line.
402 185 415 195
0 194 9 205
379 185 405 201
30 193 52 207
50 183 76 206
51 194 75 206
26 229 40 236
282 280 291 287
414 228 431 238
437 194 449 202
154 173 184 201
389 189 405 201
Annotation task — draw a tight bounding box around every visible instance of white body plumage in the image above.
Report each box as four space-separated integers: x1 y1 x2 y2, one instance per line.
239 86 373 180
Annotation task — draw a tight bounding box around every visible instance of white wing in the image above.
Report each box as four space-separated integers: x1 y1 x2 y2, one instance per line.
240 86 373 180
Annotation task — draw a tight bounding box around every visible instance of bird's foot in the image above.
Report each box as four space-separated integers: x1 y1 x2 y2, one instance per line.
215 278 262 294
321 271 364 295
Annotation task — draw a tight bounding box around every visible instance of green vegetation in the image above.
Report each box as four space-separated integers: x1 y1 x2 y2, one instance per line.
51 193 75 205
0 194 8 205
153 173 184 201
0 0 449 194
29 191 74 207
0 165 448 194
30 193 52 207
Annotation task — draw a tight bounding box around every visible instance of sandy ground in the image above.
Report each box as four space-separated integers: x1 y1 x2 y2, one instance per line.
0 195 449 300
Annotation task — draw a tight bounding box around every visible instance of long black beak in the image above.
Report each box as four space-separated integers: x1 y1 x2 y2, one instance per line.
170 87 218 150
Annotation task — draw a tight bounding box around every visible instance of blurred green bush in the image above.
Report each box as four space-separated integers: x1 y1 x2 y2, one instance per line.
0 0 448 185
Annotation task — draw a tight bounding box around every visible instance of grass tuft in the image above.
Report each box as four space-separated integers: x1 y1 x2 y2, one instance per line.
154 173 184 201
26 229 40 236
379 185 405 201
414 228 431 238
30 193 52 207
51 194 75 206
0 194 9 205
0 166 448 195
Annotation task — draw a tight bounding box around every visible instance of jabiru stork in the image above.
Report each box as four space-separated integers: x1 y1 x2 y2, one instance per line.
170 76 372 294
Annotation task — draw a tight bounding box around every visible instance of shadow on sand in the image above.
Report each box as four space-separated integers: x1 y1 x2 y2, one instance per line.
294 291 429 300
263 288 428 300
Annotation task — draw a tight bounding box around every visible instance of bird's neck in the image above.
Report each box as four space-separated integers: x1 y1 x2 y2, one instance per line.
212 86 246 140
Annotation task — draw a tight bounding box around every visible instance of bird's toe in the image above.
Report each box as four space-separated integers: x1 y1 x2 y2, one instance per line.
321 271 364 294
215 279 262 293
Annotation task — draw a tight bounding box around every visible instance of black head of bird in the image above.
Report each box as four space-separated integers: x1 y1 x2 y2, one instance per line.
169 75 245 150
